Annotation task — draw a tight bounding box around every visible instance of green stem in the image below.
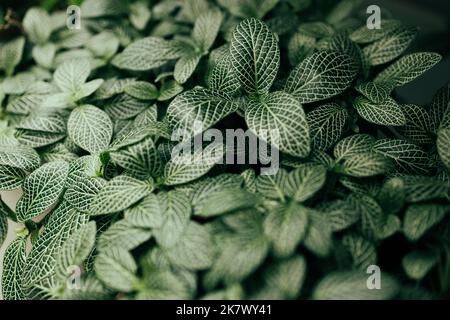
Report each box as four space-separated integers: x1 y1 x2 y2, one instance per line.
0 198 18 222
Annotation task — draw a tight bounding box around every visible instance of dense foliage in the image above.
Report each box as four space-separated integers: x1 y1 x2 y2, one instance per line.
0 0 449 300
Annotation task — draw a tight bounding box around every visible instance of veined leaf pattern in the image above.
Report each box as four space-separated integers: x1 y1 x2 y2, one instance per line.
98 219 152 252
1 238 27 300
112 37 184 71
307 103 348 151
153 190 192 248
55 221 97 284
68 105 113 154
372 139 431 174
94 247 138 292
313 270 399 299
353 96 406 126
89 175 154 216
0 145 41 171
0 165 27 191
0 1 448 301
22 201 89 293
363 25 417 66
16 161 69 222
230 18 280 97
167 88 239 139
375 52 442 87
245 91 310 157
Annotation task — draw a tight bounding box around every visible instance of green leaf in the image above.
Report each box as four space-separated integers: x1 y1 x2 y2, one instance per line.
372 139 431 174
130 1 152 30
245 91 310 157
0 165 26 191
342 233 377 270
193 9 223 51
195 188 259 217
112 37 183 71
137 267 192 299
318 200 359 232
284 50 358 103
16 161 69 222
334 134 375 160
110 125 163 150
98 219 152 252
288 32 316 66
86 31 119 60
174 52 202 84
218 0 279 19
264 202 309 257
325 0 360 25
55 221 97 284
403 204 450 241
134 107 158 127
153 191 192 248
313 270 399 300
307 103 348 151
68 105 113 154
164 222 214 270
40 92 75 109
22 202 89 293
353 96 406 126
16 130 66 148
23 7 52 45
230 18 280 97
341 152 392 177
429 84 449 132
62 274 110 300
0 37 25 76
437 128 450 170
124 81 158 100
81 0 128 18
350 19 403 44
89 175 154 216
110 137 162 179
167 88 238 139
208 53 241 94
375 52 442 87
158 80 184 101
402 175 450 203
32 43 56 69
205 210 269 285
77 79 104 100
125 193 164 228
1 207 9 248
64 177 107 213
190 174 244 213
376 177 405 214
402 251 438 280
284 164 327 202
95 78 136 100
348 194 385 239
17 110 67 134
1 238 27 300
303 210 332 257
262 255 307 299
355 82 392 104
256 168 288 200
54 59 91 93
363 25 417 66
398 104 433 144
163 142 224 186
94 247 138 292
104 94 151 120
